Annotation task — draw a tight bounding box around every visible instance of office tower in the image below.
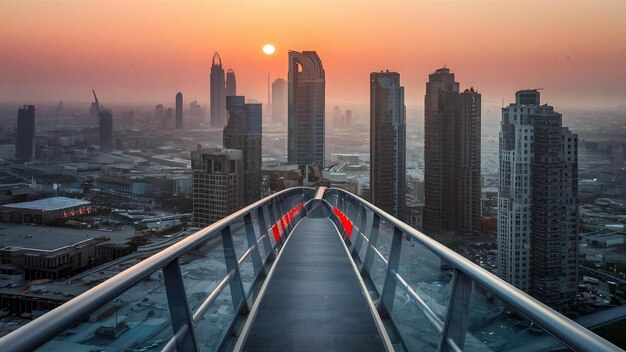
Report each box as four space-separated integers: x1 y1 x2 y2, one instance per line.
224 96 262 205
165 108 175 129
155 104 165 122
345 109 353 128
226 69 237 98
370 71 406 220
16 105 35 162
191 147 243 227
98 110 113 152
176 92 183 129
333 106 343 129
210 52 227 128
271 78 287 124
89 101 100 116
190 100 204 119
498 90 578 310
423 67 481 236
288 51 325 165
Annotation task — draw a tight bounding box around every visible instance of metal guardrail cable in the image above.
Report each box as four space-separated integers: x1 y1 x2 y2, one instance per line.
192 270 235 325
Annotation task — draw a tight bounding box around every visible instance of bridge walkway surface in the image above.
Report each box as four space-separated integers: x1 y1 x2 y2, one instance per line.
241 216 386 351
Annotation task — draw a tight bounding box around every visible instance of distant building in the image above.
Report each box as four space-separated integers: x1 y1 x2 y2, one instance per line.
0 196 91 224
370 71 406 221
345 109 353 128
0 144 16 161
497 89 579 310
155 104 165 122
333 106 343 129
191 148 243 227
164 108 175 130
288 51 325 165
16 105 35 162
224 96 262 206
175 92 183 129
226 69 237 98
189 100 204 120
423 67 481 236
271 78 287 124
210 52 227 128
98 110 113 153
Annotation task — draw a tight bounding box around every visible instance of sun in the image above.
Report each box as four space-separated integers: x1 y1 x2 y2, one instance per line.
262 44 276 55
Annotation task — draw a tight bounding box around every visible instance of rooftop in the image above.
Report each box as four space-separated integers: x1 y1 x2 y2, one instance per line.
0 224 136 251
1 197 90 212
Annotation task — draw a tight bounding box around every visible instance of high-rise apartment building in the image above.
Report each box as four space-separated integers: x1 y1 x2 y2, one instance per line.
288 51 325 165
226 69 237 98
192 147 243 227
224 96 262 206
16 105 35 162
370 71 406 220
175 92 183 129
210 52 226 129
271 78 287 124
155 104 165 122
98 110 113 152
423 67 481 236
498 90 578 310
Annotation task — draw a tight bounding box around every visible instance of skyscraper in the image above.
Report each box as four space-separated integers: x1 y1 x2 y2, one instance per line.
288 51 325 165
191 147 243 227
224 96 262 206
271 78 287 124
423 67 481 236
210 52 226 128
16 105 35 162
226 69 236 98
370 71 406 220
99 110 113 152
175 92 183 129
498 90 578 310
155 104 165 123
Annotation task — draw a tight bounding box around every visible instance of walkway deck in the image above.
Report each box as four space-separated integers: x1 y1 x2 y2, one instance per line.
242 217 386 351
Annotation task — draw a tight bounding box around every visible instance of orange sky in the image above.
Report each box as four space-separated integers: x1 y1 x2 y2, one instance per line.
1 0 625 108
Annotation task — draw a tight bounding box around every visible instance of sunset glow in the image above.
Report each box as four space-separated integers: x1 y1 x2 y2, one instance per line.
0 0 625 107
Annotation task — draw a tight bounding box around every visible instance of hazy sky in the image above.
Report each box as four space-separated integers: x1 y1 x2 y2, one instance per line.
1 0 625 108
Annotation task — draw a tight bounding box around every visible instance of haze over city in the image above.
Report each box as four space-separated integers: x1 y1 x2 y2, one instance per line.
1 0 626 107
0 1 626 351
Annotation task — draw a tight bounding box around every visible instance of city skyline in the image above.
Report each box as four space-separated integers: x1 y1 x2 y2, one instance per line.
1 1 625 108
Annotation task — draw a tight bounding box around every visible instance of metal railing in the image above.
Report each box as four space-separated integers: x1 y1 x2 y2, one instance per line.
0 187 315 352
323 188 622 352
0 186 621 351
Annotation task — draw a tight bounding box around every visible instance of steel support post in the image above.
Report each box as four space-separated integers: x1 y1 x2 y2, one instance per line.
221 226 249 315
257 206 275 260
439 269 473 352
244 213 265 277
378 227 403 317
360 213 380 274
162 258 198 352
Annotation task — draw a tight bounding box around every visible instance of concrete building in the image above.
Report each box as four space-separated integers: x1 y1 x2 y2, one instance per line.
226 69 237 98
224 96 262 206
497 89 579 310
16 105 35 162
210 52 227 128
288 51 325 166
98 110 113 153
175 92 183 129
423 68 481 236
370 71 406 221
191 148 243 227
271 78 287 124
0 197 91 224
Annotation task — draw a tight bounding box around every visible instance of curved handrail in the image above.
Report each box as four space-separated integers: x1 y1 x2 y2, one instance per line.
323 187 621 352
0 186 315 352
